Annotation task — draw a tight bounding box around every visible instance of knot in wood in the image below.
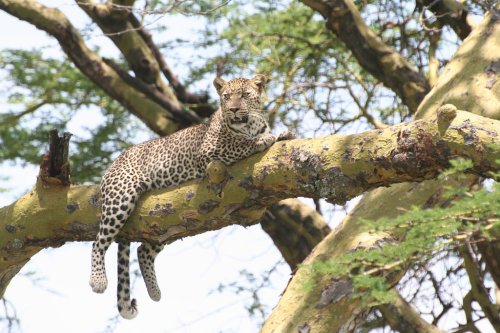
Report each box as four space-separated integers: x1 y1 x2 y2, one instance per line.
206 160 227 185
437 104 458 124
436 104 458 136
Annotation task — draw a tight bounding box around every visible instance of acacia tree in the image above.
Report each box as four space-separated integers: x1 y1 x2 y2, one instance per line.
0 1 499 332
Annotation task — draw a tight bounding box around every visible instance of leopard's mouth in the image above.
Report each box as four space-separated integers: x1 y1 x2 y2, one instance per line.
230 115 249 124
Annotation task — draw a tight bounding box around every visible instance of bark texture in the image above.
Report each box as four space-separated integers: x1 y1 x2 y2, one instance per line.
1 109 500 297
261 6 500 333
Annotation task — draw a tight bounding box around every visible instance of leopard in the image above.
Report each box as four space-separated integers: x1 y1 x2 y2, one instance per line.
89 74 294 319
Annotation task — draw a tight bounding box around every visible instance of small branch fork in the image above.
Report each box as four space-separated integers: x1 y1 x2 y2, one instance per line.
77 0 214 123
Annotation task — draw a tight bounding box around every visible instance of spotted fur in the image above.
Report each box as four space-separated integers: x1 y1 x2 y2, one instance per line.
89 75 293 319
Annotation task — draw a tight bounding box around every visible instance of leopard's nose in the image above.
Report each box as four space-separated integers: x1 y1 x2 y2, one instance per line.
229 107 240 113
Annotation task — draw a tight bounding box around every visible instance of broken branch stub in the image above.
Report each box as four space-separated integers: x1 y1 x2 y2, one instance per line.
39 129 72 186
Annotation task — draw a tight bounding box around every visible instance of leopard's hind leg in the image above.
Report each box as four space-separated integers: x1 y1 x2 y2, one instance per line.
89 180 144 293
138 243 165 301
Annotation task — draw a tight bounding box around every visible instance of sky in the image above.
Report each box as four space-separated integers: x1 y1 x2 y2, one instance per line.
0 2 346 333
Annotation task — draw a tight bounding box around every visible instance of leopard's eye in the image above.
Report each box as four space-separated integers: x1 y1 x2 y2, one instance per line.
222 93 230 100
242 91 250 98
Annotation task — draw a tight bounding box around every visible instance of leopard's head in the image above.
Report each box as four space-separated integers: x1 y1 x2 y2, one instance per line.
213 75 268 130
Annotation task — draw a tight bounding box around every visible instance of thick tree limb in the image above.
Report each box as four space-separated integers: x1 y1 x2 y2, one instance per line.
1 108 500 298
0 0 182 135
299 0 430 113
261 6 500 332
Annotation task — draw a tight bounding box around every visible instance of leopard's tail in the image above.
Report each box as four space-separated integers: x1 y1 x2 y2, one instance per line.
117 242 138 319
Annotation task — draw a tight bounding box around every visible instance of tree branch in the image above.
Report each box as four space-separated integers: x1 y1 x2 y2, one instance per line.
416 7 500 120
0 0 182 135
127 14 212 113
102 57 201 125
461 242 500 330
378 291 446 333
77 0 164 86
476 241 500 290
460 291 482 333
299 0 431 113
1 107 500 298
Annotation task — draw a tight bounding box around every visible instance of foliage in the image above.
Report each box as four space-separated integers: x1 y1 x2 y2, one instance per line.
309 159 499 307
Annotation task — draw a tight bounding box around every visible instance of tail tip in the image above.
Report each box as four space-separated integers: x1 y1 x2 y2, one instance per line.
118 299 138 319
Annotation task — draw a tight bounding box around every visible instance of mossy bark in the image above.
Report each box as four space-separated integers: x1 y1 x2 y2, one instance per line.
261 5 500 333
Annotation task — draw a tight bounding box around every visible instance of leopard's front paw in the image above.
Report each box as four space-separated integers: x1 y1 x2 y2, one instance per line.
277 130 296 141
255 133 277 152
89 271 108 293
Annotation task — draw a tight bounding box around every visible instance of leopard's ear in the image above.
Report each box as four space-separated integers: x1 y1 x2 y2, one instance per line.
252 74 268 93
213 77 226 95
